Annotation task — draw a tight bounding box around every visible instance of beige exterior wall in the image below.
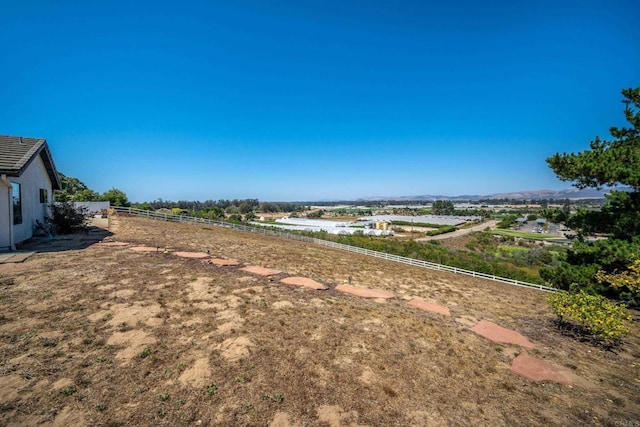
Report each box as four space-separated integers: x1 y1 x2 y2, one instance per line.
0 185 9 249
6 155 54 246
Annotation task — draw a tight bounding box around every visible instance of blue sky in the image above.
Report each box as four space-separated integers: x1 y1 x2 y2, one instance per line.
1 0 638 202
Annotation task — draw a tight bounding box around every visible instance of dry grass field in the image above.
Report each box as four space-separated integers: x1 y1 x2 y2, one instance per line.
0 215 638 426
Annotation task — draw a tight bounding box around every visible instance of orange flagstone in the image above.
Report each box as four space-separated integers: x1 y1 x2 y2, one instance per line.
130 246 162 252
240 266 282 276
280 277 328 290
511 353 581 385
407 298 450 316
173 251 210 258
471 320 534 349
97 242 129 246
335 284 394 299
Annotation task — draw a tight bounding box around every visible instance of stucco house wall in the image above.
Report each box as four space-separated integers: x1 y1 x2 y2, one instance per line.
0 185 9 248
0 135 60 250
9 155 54 244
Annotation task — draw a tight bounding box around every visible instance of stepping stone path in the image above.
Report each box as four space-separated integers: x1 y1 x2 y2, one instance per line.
280 277 328 290
335 284 394 299
204 258 240 266
240 266 282 276
108 239 592 389
471 320 535 349
173 251 210 259
407 298 450 316
511 353 582 386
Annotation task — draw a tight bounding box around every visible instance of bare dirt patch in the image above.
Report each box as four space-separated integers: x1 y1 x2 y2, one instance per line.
178 357 213 387
107 329 157 363
0 215 637 426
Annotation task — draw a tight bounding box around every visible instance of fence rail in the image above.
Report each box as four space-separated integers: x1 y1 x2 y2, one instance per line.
111 206 559 293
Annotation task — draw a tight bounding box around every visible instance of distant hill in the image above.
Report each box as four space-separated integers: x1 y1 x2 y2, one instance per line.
358 187 628 202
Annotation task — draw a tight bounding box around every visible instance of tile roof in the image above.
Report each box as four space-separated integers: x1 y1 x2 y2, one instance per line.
0 135 61 190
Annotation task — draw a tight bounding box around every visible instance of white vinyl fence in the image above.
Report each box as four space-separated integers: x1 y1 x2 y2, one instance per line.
112 206 558 293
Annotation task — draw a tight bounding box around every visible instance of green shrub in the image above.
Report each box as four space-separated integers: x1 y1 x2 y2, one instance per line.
49 202 90 234
226 214 243 223
547 291 632 343
426 225 457 236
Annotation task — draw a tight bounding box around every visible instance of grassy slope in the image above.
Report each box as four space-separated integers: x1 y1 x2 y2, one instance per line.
0 216 637 426
490 229 557 240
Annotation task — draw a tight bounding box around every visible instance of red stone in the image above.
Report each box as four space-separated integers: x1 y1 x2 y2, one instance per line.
511 353 575 385
173 251 210 258
240 266 282 276
280 277 328 290
407 298 450 316
335 284 394 299
130 246 162 252
471 320 535 349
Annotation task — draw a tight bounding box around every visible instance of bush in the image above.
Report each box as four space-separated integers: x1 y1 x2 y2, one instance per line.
596 259 640 304
49 202 90 234
543 238 640 301
226 214 242 223
307 210 324 219
497 214 518 229
425 225 457 236
547 291 632 344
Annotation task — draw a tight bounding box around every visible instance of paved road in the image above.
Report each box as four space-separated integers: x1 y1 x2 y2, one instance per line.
415 219 497 242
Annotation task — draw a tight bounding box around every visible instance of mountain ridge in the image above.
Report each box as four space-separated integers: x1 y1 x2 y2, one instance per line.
357 187 626 202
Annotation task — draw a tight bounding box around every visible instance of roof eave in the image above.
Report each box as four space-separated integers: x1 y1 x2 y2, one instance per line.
40 142 61 190
0 139 61 190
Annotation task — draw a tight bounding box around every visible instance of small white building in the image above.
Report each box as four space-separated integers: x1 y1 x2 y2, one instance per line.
0 135 61 250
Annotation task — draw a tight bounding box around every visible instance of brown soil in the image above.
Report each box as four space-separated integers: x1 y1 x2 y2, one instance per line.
0 215 638 426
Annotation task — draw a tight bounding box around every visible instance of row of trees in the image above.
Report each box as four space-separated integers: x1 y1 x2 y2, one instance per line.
56 173 130 207
541 87 639 305
131 199 303 214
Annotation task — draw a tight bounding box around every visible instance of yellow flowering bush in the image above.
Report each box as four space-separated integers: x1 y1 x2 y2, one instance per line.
547 291 632 342
596 259 640 300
